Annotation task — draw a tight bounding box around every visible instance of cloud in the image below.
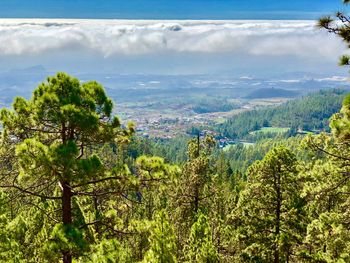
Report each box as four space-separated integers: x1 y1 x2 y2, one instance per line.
277 79 302 83
0 19 346 61
315 76 349 82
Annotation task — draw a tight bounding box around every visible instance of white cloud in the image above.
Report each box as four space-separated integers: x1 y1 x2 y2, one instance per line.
315 76 349 82
240 76 253 80
0 19 345 61
277 79 302 83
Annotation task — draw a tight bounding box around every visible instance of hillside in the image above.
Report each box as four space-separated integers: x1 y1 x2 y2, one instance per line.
219 89 346 139
244 87 299 99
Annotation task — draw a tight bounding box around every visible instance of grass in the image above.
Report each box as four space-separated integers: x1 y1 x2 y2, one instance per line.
215 117 226 124
250 127 290 135
223 145 234 152
223 142 255 152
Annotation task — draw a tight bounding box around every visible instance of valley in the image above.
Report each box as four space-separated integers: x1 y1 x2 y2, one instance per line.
1 67 347 139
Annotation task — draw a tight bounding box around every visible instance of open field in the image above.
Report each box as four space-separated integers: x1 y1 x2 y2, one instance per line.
223 142 255 152
250 127 290 135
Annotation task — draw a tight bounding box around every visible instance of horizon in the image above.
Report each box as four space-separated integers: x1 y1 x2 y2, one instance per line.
0 0 346 20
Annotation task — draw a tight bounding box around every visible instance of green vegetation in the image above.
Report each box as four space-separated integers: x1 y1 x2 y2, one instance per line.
220 89 346 139
250 127 290 134
245 87 299 99
0 72 349 263
224 136 306 173
1 3 350 262
232 146 303 262
192 97 239 114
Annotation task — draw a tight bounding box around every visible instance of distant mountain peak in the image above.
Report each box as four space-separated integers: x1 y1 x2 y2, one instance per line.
9 65 47 74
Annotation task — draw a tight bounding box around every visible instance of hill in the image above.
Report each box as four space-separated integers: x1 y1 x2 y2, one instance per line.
219 89 346 139
244 87 299 99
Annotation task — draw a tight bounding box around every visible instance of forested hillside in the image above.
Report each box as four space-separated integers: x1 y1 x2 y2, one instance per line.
127 90 347 166
244 87 299 99
220 89 346 138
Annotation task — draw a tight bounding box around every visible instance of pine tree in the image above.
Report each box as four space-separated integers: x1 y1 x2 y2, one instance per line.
175 135 215 217
301 93 350 261
232 146 305 263
172 135 216 250
318 1 350 67
185 213 219 263
86 238 132 263
0 73 134 263
142 210 177 263
209 152 236 261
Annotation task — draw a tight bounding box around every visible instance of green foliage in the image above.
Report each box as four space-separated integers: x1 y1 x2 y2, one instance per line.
220 89 345 139
46 224 88 261
173 135 215 227
303 212 350 262
232 146 305 262
330 92 350 141
185 213 219 263
85 239 132 263
126 136 189 164
299 93 350 262
142 210 177 263
1 72 350 262
225 135 307 173
319 2 350 65
0 73 134 262
192 97 238 114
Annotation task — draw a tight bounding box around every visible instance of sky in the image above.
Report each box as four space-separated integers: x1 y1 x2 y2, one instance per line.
0 0 346 20
0 1 348 79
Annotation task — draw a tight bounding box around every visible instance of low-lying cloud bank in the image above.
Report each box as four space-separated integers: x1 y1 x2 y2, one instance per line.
0 19 345 60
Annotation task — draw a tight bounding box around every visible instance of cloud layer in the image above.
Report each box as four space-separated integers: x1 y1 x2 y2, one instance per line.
0 19 345 60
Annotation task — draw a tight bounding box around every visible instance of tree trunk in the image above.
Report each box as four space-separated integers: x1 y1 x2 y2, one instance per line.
194 186 199 214
93 193 100 234
62 180 72 263
63 252 72 263
274 197 281 263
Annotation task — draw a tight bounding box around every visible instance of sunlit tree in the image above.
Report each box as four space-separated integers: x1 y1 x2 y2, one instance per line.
0 73 134 263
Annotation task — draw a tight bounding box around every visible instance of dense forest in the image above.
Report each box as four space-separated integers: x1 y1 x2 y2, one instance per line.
2 3 350 263
220 89 346 139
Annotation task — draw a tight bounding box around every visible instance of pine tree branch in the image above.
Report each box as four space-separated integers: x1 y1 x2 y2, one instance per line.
73 190 122 197
0 184 61 200
309 140 350 161
71 176 124 189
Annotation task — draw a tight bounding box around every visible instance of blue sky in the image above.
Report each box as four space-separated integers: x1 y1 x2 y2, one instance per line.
0 0 346 20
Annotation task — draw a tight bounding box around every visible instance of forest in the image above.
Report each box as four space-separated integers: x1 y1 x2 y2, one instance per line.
2 3 350 263
0 73 350 263
219 89 346 139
